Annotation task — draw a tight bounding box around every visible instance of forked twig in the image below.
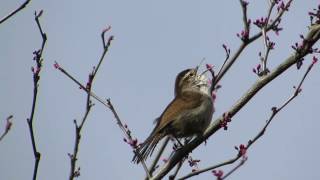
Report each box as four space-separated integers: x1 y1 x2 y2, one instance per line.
55 27 151 179
152 22 320 180
68 27 113 180
27 10 47 180
178 57 318 180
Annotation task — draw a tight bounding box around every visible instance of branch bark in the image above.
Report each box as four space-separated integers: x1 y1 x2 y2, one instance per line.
68 27 113 180
0 0 31 25
151 24 320 180
27 10 47 180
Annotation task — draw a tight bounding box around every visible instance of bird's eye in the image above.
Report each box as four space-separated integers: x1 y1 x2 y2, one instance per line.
189 72 195 77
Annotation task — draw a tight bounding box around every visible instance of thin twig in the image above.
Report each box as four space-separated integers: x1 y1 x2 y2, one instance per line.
35 10 47 58
148 137 170 176
68 27 113 180
56 59 152 180
169 160 184 180
27 10 47 180
215 0 293 86
261 1 276 74
54 28 151 178
54 29 113 109
0 0 31 25
239 0 250 35
178 157 239 180
151 23 320 180
0 115 13 142
54 62 110 108
178 57 318 180
215 44 230 86
249 0 293 44
69 93 92 179
95 25 112 76
219 57 317 180
221 157 247 180
215 0 248 86
248 58 317 149
107 99 151 179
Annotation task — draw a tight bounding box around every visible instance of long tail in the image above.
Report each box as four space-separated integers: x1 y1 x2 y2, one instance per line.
132 132 164 164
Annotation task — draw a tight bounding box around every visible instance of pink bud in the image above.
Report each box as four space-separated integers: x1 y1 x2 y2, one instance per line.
312 56 318 64
108 35 114 42
256 64 261 71
53 62 60 69
212 169 224 178
5 121 12 132
36 67 40 74
239 144 247 156
211 92 216 101
102 25 111 33
206 64 213 70
222 44 227 49
252 68 257 74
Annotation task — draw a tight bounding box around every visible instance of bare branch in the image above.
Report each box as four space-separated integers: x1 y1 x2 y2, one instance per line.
68 93 93 180
220 157 247 180
260 1 276 75
148 137 170 176
68 26 113 180
107 99 151 179
169 159 184 180
0 0 31 25
54 27 151 178
178 55 318 180
239 0 250 36
215 44 231 87
54 62 109 108
215 0 293 86
27 10 47 180
178 156 239 180
151 24 320 180
93 26 113 78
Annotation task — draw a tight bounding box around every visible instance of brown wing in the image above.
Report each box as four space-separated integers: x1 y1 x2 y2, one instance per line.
155 91 204 134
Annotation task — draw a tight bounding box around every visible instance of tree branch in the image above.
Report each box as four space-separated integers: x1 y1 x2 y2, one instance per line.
148 137 170 176
54 27 151 178
68 27 113 180
151 24 320 180
0 0 31 25
179 54 318 180
27 10 47 180
215 0 293 85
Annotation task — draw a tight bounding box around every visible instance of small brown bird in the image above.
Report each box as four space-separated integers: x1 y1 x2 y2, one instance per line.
133 67 214 163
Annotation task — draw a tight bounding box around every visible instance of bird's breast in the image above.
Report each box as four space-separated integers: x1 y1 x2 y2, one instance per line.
170 95 213 137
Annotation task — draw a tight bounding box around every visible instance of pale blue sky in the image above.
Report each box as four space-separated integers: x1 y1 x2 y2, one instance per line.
1 1 320 180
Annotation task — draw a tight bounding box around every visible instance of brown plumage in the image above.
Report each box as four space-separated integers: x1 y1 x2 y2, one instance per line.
132 68 213 163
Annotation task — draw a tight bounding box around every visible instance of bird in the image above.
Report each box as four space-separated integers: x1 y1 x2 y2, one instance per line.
132 67 214 163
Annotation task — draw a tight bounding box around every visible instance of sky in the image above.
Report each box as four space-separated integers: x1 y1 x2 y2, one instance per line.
1 0 320 180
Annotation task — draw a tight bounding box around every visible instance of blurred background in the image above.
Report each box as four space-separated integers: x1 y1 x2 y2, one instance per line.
1 0 319 179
